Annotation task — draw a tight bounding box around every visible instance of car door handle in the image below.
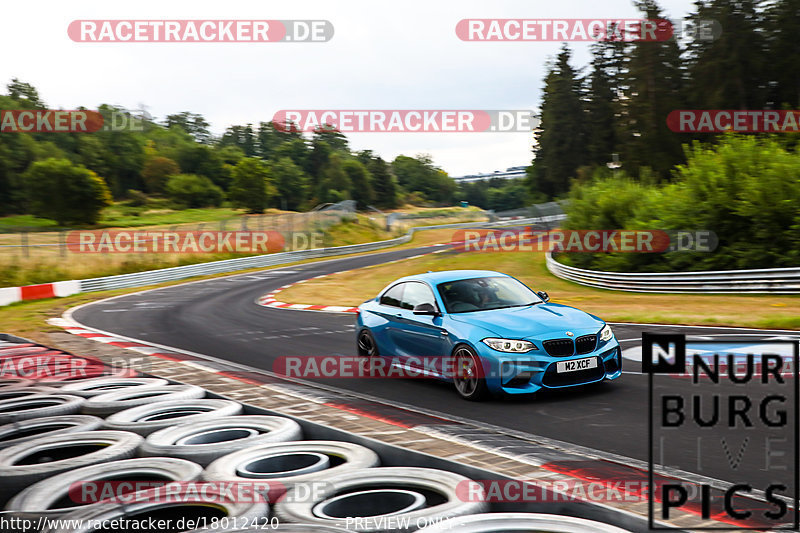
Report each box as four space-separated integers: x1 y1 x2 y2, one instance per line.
440 331 448 336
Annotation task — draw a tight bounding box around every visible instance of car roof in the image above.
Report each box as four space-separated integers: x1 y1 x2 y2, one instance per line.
394 270 510 285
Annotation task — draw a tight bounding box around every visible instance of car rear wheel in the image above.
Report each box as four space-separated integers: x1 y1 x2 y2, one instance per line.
356 329 379 357
452 346 488 401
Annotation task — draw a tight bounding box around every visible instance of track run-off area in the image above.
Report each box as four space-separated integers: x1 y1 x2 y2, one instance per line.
67 243 800 498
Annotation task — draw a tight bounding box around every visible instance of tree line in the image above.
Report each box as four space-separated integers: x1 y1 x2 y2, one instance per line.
530 0 800 198
0 81 472 225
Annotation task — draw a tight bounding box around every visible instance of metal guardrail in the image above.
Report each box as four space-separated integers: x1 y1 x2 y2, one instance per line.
545 252 800 294
78 218 545 293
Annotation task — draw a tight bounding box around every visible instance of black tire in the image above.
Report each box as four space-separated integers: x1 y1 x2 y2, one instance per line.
275 466 487 532
0 415 103 450
6 457 203 522
415 513 633 532
356 329 379 357
203 441 379 503
0 386 60 402
451 345 489 401
0 394 85 424
0 430 142 506
103 399 243 436
141 415 303 466
59 377 169 398
39 484 268 533
82 385 206 416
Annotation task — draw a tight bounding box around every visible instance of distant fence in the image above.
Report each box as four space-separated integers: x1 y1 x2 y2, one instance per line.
0 216 544 305
545 252 800 294
0 202 356 258
491 201 567 229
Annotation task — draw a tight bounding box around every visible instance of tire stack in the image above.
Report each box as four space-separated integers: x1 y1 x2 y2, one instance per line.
0 338 633 532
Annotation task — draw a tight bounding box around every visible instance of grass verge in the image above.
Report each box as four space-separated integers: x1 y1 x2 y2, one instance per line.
277 250 800 330
0 224 460 340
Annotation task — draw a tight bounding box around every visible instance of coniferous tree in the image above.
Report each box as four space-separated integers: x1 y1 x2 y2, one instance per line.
531 45 586 198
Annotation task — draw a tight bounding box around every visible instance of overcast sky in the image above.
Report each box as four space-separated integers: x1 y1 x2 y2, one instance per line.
3 0 697 176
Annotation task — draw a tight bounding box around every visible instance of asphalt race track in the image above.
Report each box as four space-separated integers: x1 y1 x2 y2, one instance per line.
73 244 800 494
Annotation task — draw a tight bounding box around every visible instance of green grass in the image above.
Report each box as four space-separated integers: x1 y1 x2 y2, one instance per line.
0 215 60 230
279 250 800 329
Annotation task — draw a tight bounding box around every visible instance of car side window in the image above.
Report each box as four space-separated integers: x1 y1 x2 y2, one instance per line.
379 283 404 307
401 282 437 310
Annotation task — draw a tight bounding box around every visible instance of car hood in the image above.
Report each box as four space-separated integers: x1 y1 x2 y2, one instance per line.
449 303 603 339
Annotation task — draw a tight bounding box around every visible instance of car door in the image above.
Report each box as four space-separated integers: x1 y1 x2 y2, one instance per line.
393 282 448 368
372 282 406 356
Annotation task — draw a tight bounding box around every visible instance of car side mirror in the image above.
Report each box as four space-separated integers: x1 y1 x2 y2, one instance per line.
413 303 440 316
537 291 550 302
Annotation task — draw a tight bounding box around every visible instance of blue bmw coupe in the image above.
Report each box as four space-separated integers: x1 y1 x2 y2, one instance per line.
356 270 621 400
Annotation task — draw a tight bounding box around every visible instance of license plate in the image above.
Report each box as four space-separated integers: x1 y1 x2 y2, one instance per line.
556 357 598 373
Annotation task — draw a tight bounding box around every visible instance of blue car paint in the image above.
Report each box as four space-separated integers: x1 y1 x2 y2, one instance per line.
356 270 622 395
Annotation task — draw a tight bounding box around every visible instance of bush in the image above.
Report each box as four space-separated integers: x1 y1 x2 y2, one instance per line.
125 189 148 207
561 135 800 272
23 158 112 225
141 156 180 194
228 158 274 213
164 173 224 208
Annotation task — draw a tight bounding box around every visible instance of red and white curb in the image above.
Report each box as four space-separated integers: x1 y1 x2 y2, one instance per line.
0 280 81 306
47 317 208 365
255 250 445 314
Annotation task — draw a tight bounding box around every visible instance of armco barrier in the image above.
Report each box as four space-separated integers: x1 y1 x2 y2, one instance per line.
0 218 543 306
546 252 800 294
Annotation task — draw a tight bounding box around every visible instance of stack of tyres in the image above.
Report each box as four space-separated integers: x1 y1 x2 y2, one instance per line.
0 338 634 533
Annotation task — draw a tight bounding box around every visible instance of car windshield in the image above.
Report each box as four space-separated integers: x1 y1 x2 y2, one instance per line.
437 276 541 313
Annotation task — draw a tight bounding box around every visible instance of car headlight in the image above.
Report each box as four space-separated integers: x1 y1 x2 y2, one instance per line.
481 338 536 353
600 324 614 342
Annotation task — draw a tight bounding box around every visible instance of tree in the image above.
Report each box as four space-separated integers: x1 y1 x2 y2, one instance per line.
318 153 351 202
228 158 275 213
141 156 180 193
685 0 766 110
532 45 586 198
368 157 398 208
391 154 455 203
7 78 44 108
256 121 302 159
271 157 309 210
220 124 256 156
165 112 212 144
342 159 374 209
619 0 686 180
164 174 224 208
764 0 800 108
23 158 111 225
312 127 349 152
175 144 227 189
584 43 619 168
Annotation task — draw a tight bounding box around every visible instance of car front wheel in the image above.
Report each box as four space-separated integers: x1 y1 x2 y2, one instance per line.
452 345 489 401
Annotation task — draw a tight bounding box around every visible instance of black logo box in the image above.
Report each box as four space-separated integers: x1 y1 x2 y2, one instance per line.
643 333 799 530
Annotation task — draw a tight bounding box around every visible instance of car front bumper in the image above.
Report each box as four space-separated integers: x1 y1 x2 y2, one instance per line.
475 340 622 395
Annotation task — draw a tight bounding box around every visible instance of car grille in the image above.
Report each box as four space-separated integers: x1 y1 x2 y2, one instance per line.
575 334 597 354
543 339 574 357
